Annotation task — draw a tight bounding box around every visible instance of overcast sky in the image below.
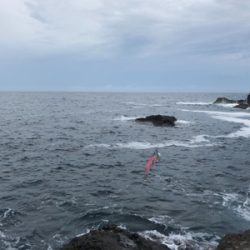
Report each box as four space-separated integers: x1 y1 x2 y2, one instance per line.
0 0 249 92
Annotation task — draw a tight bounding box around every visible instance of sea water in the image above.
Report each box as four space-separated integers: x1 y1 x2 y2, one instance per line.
0 92 249 250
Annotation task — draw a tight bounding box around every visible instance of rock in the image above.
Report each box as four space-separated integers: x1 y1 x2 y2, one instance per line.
135 115 177 127
234 103 249 109
217 230 250 250
214 97 237 104
247 93 250 105
61 225 170 250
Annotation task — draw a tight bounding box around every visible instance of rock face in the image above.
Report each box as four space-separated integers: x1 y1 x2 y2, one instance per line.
61 225 170 250
214 94 250 109
135 115 177 126
217 230 250 250
234 103 249 109
214 97 238 104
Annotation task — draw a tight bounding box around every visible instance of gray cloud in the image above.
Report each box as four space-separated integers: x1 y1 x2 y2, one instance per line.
0 0 249 63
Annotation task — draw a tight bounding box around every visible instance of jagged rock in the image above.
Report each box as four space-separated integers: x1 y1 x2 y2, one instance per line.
217 230 250 250
135 115 177 127
214 97 237 104
61 225 170 250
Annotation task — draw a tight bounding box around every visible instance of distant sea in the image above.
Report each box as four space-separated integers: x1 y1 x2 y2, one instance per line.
0 92 250 250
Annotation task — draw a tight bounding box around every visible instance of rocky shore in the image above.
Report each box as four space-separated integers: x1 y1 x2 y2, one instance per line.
61 225 170 250
214 93 250 109
61 225 250 250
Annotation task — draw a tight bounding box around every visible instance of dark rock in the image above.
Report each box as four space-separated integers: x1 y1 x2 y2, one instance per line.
61 225 170 250
247 93 250 105
135 115 177 127
234 103 249 109
217 230 250 250
214 97 237 104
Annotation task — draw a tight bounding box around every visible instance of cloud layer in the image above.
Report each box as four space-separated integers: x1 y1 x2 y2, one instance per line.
1 0 250 60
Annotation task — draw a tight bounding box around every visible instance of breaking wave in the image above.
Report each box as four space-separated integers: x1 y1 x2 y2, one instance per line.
140 230 218 250
86 135 216 149
113 115 139 121
222 191 250 222
182 109 250 138
176 102 212 106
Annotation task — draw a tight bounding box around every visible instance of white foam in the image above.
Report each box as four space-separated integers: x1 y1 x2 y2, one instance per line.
216 103 237 108
183 109 250 138
113 115 139 121
140 230 218 250
148 215 175 225
176 120 193 125
124 102 163 107
222 193 250 222
177 102 212 105
86 133 217 149
3 209 12 219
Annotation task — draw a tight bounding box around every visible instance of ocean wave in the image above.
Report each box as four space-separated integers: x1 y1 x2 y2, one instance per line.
176 102 212 106
124 102 164 107
140 230 218 250
176 120 193 125
215 103 237 108
86 135 216 150
182 109 250 138
112 115 139 121
222 192 250 222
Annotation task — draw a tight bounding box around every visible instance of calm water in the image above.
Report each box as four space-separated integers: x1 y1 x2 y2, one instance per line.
0 92 250 250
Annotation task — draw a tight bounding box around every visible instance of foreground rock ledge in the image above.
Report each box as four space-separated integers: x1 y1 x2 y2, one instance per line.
61 225 170 250
135 115 177 127
217 230 250 250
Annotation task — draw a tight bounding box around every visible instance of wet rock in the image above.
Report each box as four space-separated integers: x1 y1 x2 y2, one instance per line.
214 97 237 104
135 115 177 127
217 230 250 250
247 93 250 105
234 103 249 109
61 225 170 250
214 95 250 109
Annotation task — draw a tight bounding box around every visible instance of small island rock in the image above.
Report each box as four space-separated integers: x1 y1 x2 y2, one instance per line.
135 115 176 127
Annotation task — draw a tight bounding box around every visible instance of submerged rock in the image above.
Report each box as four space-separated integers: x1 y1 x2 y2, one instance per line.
61 225 170 250
135 115 177 127
217 230 250 250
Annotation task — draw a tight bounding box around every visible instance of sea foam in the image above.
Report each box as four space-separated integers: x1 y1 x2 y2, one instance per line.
182 109 250 138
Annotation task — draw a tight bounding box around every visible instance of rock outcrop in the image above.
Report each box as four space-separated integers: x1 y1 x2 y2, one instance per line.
217 230 250 250
214 94 250 109
214 97 238 104
61 225 170 250
135 115 177 127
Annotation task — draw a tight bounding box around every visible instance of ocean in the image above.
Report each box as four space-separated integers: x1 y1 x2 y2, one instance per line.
0 92 249 250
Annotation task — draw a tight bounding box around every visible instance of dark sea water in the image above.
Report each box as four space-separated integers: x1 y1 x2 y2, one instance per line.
0 92 250 250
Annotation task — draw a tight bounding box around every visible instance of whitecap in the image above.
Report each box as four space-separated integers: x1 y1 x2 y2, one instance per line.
176 102 212 105
182 109 250 138
216 103 237 108
86 136 216 150
112 115 139 121
139 230 218 250
221 192 250 222
176 120 193 125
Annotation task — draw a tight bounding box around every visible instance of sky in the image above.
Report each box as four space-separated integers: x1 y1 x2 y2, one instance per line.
0 0 250 92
